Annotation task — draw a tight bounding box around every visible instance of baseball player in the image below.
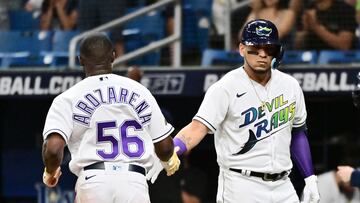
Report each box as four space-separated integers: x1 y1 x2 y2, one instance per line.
172 19 320 203
41 32 180 203
336 75 360 189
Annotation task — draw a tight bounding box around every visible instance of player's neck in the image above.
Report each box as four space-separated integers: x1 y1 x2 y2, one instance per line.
85 67 112 77
243 66 271 86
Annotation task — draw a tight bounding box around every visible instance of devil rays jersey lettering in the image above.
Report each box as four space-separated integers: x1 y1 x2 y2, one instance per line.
194 67 306 173
43 74 173 176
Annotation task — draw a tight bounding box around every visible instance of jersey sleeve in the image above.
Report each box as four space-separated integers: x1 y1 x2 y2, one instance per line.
292 83 307 131
146 92 174 143
42 96 73 143
193 83 229 134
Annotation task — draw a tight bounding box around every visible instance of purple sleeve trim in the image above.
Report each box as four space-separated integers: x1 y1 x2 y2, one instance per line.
351 169 360 187
173 137 187 156
290 130 314 178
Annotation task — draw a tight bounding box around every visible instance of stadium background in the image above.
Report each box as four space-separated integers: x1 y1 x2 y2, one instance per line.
1 0 360 202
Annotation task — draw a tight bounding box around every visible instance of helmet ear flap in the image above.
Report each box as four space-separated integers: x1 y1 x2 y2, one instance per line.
271 45 284 69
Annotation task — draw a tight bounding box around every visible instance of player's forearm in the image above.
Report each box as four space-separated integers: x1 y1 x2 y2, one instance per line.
174 120 208 154
154 136 174 162
42 134 65 174
42 143 63 174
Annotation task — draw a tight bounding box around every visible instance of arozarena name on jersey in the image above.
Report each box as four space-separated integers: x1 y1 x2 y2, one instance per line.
73 87 151 126
239 94 295 138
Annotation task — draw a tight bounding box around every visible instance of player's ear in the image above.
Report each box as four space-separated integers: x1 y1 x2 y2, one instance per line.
111 50 115 63
239 43 245 57
78 56 84 66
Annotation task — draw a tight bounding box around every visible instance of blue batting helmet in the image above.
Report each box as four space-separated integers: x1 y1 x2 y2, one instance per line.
241 19 280 46
241 19 284 68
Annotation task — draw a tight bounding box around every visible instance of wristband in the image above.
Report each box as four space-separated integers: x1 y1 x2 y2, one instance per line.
173 137 187 156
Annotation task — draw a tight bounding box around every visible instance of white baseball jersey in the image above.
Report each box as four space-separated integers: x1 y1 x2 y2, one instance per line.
194 67 306 173
43 73 174 176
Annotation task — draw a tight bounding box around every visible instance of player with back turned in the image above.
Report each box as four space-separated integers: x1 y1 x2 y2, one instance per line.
172 19 320 203
41 32 180 203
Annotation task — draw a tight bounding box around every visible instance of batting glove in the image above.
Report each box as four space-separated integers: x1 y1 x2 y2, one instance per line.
43 167 62 188
161 147 180 176
146 156 164 184
301 175 320 203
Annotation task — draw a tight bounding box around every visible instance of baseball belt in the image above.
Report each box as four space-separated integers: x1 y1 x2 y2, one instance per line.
229 168 289 181
84 162 146 176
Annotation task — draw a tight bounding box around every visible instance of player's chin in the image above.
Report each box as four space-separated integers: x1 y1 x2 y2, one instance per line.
253 66 270 73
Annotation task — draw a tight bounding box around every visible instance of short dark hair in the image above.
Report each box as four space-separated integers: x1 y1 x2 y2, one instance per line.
79 32 114 65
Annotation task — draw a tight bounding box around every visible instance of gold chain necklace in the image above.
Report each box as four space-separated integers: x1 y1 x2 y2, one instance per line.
248 77 270 111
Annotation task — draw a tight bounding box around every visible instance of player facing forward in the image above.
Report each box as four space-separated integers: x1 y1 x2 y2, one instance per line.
41 32 180 202
173 19 320 203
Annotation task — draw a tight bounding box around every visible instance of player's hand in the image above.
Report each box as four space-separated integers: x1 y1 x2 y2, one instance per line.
301 175 320 203
146 157 164 184
161 147 180 176
43 167 62 187
337 166 355 183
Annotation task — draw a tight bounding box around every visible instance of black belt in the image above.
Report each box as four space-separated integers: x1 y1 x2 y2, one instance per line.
229 168 289 181
84 162 146 176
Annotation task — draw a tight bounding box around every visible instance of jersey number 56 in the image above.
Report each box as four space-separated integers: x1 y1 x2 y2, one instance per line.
96 120 144 159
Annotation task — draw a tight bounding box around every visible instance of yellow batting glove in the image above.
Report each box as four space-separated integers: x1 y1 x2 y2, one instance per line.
161 147 180 176
43 167 62 188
